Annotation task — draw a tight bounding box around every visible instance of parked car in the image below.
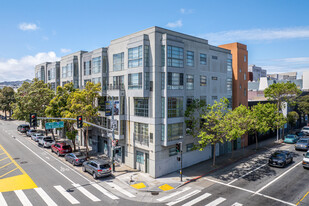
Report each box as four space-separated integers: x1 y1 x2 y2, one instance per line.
38 136 55 148
26 129 37 137
295 138 309 151
268 150 293 168
17 124 30 133
302 151 309 169
284 134 299 144
51 143 72 156
82 159 111 179
296 132 306 138
301 126 309 135
65 152 87 166
31 133 44 142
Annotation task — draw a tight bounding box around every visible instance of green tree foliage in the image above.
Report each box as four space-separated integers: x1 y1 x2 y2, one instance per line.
297 94 309 117
287 111 299 129
0 86 15 118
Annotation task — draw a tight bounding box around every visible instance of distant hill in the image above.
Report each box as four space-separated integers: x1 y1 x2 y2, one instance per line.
0 79 31 88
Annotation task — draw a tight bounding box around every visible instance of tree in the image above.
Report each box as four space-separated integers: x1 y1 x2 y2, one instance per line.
297 94 309 121
66 82 101 156
0 87 15 119
287 111 299 129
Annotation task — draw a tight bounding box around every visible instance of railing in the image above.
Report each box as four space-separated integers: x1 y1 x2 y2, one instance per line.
107 84 125 91
134 133 149 146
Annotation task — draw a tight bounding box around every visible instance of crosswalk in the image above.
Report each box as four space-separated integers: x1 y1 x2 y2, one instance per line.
158 187 243 206
0 182 136 205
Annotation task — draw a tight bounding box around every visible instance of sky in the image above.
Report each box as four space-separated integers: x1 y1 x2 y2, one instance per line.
0 0 308 81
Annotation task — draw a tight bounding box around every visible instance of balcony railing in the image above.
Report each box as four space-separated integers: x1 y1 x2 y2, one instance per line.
107 84 125 91
134 133 149 147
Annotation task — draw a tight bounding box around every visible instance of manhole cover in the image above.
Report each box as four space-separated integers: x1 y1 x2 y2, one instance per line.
20 161 27 164
66 189 74 192
13 158 20 160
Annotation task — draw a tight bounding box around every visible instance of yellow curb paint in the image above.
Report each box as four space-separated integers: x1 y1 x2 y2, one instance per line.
159 184 174 191
0 162 12 170
0 168 18 178
131 182 146 189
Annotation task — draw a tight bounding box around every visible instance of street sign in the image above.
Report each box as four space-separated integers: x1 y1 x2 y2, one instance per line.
111 119 117 129
45 121 64 130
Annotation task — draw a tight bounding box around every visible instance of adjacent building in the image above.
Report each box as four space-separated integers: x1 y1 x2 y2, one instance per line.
267 72 297 80
248 64 266 82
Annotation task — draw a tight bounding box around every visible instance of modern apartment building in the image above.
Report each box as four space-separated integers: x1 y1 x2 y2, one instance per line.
46 61 60 91
267 72 297 80
248 65 266 81
35 26 234 178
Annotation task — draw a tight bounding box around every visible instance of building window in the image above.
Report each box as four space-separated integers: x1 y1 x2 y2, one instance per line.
212 96 218 100
239 68 242 73
134 98 148 117
134 123 149 146
48 70 51 80
186 51 194 67
144 45 149 67
161 45 165 67
136 151 144 164
144 72 150 90
200 96 207 105
211 76 218 80
186 143 194 152
84 79 91 86
200 53 207 65
200 75 207 86
227 58 232 72
227 78 232 92
167 123 183 141
161 73 165 89
113 75 124 89
212 55 218 60
186 74 194 90
128 45 142 68
244 55 247 62
240 84 242 89
167 46 184 68
161 97 165 118
113 52 124 71
168 97 183 118
92 57 101 74
169 147 177 156
50 68 55 80
84 61 91 76
62 66 67 78
128 73 142 89
244 73 247 80
228 98 232 108
67 63 72 77
50 82 56 90
186 97 193 108
167 72 184 90
161 124 165 141
244 88 247 96
92 77 101 85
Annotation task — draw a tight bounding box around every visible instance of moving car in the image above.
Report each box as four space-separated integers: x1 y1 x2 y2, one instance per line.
301 126 309 135
31 133 44 142
38 136 55 148
82 159 111 179
302 151 309 169
284 134 299 144
17 124 30 133
51 143 72 156
26 129 37 137
295 138 309 151
268 150 293 168
65 152 87 166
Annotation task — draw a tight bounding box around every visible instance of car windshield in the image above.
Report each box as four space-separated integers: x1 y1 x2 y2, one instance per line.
272 153 285 158
304 128 309 130
298 140 308 143
286 135 295 139
75 153 84 157
44 138 52 141
62 145 71 149
100 164 110 169
305 153 309 158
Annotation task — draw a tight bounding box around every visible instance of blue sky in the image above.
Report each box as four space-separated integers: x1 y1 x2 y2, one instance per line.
0 0 308 81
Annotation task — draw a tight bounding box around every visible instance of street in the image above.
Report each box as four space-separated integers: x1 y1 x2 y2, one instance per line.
1 119 309 206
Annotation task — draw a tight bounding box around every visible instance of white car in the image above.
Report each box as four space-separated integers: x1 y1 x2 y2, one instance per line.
303 151 309 169
31 133 44 142
38 136 55 148
301 126 309 135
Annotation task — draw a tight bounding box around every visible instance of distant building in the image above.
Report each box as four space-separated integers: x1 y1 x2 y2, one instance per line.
302 71 309 91
248 65 266 82
267 72 297 80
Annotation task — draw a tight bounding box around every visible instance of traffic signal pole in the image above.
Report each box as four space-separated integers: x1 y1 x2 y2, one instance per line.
180 144 183 182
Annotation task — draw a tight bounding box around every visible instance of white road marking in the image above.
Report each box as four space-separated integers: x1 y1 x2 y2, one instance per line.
54 185 80 204
205 197 226 206
106 182 136 198
231 203 243 206
228 163 267 185
15 190 33 206
91 182 119 200
255 160 302 194
204 177 295 206
166 190 201 206
15 139 75 184
34 187 58 206
157 187 191 202
182 193 211 206
0 193 8 206
72 183 100 202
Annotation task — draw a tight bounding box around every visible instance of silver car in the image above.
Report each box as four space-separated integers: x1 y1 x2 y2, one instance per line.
26 129 37 137
38 136 55 148
301 126 309 135
82 159 111 179
295 138 309 151
31 133 44 142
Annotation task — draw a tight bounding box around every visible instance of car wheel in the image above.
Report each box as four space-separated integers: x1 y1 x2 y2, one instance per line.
93 172 97 179
57 151 60 156
82 166 86 172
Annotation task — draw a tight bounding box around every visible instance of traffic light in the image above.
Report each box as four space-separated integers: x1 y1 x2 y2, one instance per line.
29 113 37 127
177 156 181 161
77 116 83 128
116 140 119 146
176 142 182 153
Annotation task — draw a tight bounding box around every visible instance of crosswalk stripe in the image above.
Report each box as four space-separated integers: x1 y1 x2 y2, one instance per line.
15 190 33 206
54 185 80 204
157 187 191 202
205 197 226 206
106 182 136 198
72 183 100 202
166 190 201 206
0 193 8 206
231 203 243 206
91 183 119 200
34 187 58 206
182 193 212 206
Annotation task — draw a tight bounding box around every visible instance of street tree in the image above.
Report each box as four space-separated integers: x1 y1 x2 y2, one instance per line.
0 87 15 119
287 111 299 129
297 94 309 121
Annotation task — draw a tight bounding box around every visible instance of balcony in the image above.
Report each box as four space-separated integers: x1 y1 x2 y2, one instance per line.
107 84 125 91
134 133 149 147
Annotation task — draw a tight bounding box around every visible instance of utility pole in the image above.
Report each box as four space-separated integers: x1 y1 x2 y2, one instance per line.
176 142 183 182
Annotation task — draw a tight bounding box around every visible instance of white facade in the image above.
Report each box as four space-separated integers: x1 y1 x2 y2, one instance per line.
302 71 309 91
248 64 266 81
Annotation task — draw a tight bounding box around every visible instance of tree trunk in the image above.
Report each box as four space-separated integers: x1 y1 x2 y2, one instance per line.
231 140 234 158
282 125 285 139
4 110 6 120
255 131 258 150
212 144 216 166
51 129 55 141
85 126 89 157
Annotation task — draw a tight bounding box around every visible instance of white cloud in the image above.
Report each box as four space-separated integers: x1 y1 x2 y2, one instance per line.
166 20 183 28
180 8 193 14
42 36 49 41
60 48 71 53
201 27 309 44
19 23 39 31
0 52 60 82
274 57 309 64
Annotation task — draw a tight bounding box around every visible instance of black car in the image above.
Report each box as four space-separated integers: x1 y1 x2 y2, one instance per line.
268 150 293 168
17 124 30 133
65 152 87 166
